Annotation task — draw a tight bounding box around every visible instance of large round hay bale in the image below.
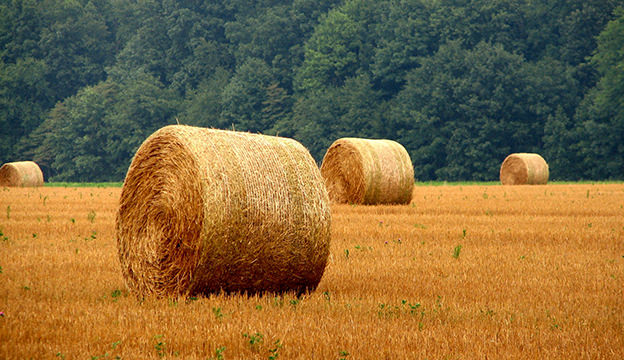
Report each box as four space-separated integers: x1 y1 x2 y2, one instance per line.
499 153 549 185
320 138 414 204
116 125 331 297
0 161 44 187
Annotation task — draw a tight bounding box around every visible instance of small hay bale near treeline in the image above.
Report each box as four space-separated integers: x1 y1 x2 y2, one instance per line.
320 137 414 205
116 125 331 297
0 161 44 187
499 153 549 185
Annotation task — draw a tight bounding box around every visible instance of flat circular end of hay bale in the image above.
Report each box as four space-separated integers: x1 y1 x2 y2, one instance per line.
117 125 331 297
116 127 204 297
500 153 549 185
320 138 414 204
0 161 44 187
319 139 366 204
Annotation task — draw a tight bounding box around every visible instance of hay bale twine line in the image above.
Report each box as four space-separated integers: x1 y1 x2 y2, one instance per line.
0 161 44 187
116 125 331 297
499 153 549 185
320 137 414 204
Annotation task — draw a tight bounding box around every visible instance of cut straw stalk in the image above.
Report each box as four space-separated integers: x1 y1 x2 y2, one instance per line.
116 125 331 297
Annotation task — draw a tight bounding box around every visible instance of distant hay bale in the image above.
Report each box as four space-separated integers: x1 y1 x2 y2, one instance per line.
116 125 331 297
0 161 44 187
320 138 414 204
499 153 549 185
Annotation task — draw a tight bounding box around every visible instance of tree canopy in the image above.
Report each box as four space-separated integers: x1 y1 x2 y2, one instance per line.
1 0 622 181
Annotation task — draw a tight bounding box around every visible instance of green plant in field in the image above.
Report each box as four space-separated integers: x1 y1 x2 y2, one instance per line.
453 245 462 259
344 249 349 259
243 332 264 353
268 339 282 360
273 296 284 307
339 350 350 359
377 303 399 318
6 205 10 219
90 341 123 360
110 289 124 302
87 210 96 223
289 299 299 309
153 335 167 357
401 299 422 315
212 307 224 320
0 265 3 273
0 229 9 241
209 346 226 360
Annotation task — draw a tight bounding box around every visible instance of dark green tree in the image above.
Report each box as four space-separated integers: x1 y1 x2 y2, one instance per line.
220 58 278 133
0 0 42 63
389 41 577 181
38 0 114 99
572 7 624 179
371 0 437 96
0 58 52 164
30 70 179 181
179 67 231 128
295 0 378 92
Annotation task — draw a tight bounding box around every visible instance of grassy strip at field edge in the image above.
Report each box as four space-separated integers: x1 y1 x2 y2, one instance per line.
45 182 123 188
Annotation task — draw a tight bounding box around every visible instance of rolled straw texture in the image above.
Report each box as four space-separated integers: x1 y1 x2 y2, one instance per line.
0 161 44 187
116 125 331 297
320 138 414 204
499 153 549 185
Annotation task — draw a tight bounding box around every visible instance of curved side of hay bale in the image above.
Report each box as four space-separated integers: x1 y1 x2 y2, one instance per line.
0 161 44 187
320 138 414 204
499 153 549 185
116 125 331 297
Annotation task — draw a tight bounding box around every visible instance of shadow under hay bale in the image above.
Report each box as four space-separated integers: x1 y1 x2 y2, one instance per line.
116 125 331 297
320 138 414 204
0 161 44 187
499 153 549 185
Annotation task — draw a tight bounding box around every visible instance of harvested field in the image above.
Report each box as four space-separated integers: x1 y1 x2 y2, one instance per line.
0 184 623 359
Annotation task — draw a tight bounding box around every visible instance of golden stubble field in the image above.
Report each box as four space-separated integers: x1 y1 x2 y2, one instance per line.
0 184 623 359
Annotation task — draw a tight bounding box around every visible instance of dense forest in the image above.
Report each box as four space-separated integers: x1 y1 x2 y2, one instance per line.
1 0 622 182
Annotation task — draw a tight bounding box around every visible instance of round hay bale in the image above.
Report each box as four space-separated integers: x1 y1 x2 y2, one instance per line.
0 161 44 187
499 153 549 185
320 138 414 204
116 125 331 297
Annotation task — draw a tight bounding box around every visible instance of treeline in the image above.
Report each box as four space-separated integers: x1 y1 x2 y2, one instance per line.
1 0 622 181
